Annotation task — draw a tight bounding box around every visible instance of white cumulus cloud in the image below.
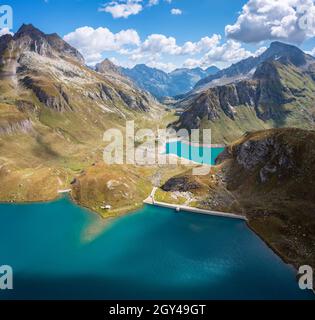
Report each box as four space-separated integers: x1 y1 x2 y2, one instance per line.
63 25 269 72
99 0 175 18
305 47 315 56
131 33 221 57
171 8 182 15
147 61 177 72
148 0 159 5
99 0 143 19
183 40 266 69
64 26 140 64
225 0 315 44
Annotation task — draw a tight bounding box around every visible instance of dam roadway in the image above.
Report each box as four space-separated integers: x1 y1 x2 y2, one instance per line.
144 188 248 221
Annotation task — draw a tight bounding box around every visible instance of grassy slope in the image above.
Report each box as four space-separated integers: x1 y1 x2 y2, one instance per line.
224 128 315 269
200 105 271 144
187 63 315 144
0 96 185 217
0 48 180 214
72 163 189 217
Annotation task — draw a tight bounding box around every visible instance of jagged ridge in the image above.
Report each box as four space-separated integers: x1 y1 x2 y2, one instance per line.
174 42 315 142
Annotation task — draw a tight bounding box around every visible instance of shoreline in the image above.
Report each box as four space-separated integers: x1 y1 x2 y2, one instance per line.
1 191 312 281
159 138 225 167
142 188 310 275
1 162 311 285
246 221 298 270
144 199 304 275
145 200 248 221
0 192 147 222
165 137 226 148
143 187 247 221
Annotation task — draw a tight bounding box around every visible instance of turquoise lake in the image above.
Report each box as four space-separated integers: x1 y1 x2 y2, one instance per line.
165 141 225 165
0 198 314 300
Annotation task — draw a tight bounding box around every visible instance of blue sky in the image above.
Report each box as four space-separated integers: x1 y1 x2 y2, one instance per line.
4 0 315 71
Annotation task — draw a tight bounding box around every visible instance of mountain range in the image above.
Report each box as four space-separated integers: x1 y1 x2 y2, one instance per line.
173 41 315 143
195 41 311 90
0 24 168 214
122 64 220 98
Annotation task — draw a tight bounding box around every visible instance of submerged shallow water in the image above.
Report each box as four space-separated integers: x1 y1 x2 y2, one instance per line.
0 198 313 300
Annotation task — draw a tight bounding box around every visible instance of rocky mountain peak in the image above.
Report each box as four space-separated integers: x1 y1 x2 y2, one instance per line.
261 41 310 67
95 59 122 75
269 41 294 50
268 41 304 52
134 64 153 71
14 23 44 39
11 24 85 64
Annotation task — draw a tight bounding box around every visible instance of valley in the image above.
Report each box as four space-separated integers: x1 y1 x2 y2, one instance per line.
0 24 314 279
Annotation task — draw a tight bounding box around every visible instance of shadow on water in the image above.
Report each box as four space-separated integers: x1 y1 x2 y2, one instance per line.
1 271 314 300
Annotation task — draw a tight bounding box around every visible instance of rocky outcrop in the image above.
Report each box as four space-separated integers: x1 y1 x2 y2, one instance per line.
215 129 315 205
117 90 150 112
215 129 299 187
232 135 294 183
20 76 72 112
162 176 201 192
177 80 259 130
0 119 32 135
